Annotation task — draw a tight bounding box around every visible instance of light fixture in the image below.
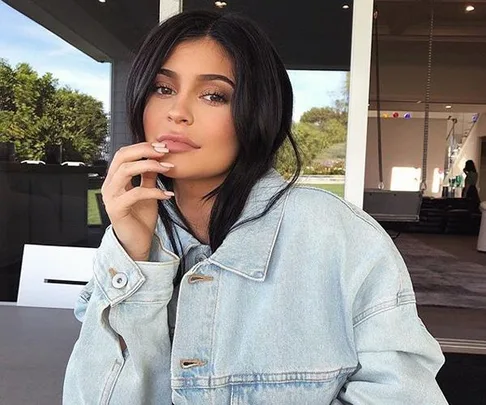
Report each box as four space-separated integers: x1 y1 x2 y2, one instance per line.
215 1 227 8
342 4 350 9
465 5 475 12
445 105 452 109
99 0 106 3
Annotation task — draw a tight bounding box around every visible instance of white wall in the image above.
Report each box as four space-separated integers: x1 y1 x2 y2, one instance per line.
448 114 486 180
365 116 447 196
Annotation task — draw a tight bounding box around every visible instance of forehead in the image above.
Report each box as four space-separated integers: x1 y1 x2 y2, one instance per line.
162 38 234 78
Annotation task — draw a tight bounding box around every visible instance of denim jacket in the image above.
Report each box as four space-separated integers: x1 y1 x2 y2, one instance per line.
63 170 448 404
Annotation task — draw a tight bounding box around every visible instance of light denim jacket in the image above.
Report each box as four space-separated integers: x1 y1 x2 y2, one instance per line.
63 170 448 404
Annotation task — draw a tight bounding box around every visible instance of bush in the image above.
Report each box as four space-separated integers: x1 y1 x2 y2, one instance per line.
303 161 346 175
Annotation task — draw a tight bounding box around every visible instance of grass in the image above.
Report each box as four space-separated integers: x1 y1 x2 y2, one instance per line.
311 183 345 198
87 189 102 226
86 184 345 225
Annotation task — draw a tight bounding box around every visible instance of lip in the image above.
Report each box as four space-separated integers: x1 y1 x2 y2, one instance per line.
156 134 201 150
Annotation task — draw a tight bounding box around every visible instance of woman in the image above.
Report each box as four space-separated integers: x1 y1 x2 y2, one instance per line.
63 11 447 404
462 159 480 208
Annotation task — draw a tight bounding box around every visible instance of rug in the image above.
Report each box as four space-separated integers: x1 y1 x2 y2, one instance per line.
394 234 486 309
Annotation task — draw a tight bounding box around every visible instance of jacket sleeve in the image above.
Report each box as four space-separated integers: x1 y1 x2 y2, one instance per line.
332 228 448 405
73 277 95 322
332 302 448 404
64 225 179 405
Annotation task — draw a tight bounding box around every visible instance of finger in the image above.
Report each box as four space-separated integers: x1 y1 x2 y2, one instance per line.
115 186 174 210
105 142 169 186
141 161 174 189
108 160 173 197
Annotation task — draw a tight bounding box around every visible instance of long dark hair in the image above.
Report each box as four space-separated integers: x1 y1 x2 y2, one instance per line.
465 160 477 173
126 10 301 286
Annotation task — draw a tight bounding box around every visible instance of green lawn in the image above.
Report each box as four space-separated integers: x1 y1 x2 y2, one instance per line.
87 189 102 226
312 183 345 198
87 184 345 225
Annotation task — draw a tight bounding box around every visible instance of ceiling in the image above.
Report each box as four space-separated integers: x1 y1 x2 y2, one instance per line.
184 0 353 70
3 0 160 60
4 0 353 70
5 0 486 107
375 0 486 43
370 0 486 109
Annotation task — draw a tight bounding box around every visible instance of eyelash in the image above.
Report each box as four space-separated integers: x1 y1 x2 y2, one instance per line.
152 84 229 105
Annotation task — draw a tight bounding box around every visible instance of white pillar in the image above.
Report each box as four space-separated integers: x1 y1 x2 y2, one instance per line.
344 0 374 208
160 0 182 22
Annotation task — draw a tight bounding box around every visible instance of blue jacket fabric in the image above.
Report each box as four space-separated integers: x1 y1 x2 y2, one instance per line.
63 170 448 404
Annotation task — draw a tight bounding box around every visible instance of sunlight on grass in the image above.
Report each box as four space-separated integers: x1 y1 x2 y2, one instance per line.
87 189 102 226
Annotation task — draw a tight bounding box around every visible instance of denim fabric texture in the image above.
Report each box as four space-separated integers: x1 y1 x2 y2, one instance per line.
63 169 448 405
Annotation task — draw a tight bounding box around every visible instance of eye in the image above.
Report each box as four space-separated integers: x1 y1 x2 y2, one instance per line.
153 84 175 96
201 92 228 104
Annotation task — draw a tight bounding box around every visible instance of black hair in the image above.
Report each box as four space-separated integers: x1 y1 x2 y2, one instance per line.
465 160 477 173
126 10 301 286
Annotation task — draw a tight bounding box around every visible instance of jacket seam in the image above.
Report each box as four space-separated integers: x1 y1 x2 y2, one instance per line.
353 293 416 327
295 186 385 234
171 367 357 388
210 269 222 378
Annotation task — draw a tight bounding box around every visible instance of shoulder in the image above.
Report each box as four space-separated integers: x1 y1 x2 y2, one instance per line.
283 185 385 237
280 185 414 313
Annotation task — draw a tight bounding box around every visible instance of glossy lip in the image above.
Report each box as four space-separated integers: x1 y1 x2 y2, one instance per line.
156 134 201 149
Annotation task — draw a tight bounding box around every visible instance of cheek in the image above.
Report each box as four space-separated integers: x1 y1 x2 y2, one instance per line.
142 99 163 139
212 115 238 156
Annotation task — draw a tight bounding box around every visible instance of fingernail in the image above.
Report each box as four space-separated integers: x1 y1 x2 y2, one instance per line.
154 147 169 153
160 162 175 168
151 142 166 148
164 191 175 197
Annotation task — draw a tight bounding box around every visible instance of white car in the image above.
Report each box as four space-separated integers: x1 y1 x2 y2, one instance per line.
20 160 46 165
61 161 86 167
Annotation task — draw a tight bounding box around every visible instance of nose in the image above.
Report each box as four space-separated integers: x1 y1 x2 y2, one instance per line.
167 97 194 125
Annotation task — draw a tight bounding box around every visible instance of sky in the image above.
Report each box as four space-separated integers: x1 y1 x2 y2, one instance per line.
0 1 346 121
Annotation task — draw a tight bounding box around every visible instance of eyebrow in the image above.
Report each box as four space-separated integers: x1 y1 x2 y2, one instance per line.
158 68 235 88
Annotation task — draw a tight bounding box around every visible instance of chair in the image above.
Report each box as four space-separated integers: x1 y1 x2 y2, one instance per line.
363 189 422 223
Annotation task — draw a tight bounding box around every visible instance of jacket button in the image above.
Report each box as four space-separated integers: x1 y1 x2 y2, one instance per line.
188 274 214 284
180 359 206 369
112 272 128 289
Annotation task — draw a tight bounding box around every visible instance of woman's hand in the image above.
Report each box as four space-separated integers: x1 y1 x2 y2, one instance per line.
101 142 174 261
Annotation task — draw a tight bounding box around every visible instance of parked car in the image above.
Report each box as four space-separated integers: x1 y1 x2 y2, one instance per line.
61 161 86 167
20 160 46 165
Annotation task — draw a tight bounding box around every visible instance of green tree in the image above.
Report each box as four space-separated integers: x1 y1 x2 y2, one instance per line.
276 122 329 177
275 73 350 176
0 59 108 163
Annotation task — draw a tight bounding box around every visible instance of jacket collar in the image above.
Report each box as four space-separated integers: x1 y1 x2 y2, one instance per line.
156 169 289 281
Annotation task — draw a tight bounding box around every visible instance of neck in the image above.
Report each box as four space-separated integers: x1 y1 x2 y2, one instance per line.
173 175 225 245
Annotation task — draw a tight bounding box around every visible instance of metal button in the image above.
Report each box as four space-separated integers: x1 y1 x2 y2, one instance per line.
112 272 128 289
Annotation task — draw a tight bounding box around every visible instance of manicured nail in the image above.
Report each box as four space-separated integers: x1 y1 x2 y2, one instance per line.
154 147 169 153
151 142 166 148
164 191 175 197
160 162 175 168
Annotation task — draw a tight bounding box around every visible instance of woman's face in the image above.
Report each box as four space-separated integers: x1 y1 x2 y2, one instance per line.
143 38 238 182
